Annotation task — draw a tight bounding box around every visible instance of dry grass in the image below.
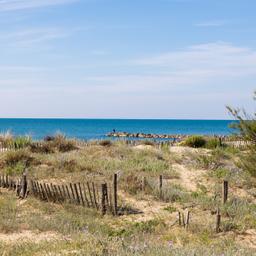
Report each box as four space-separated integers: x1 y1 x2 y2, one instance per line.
0 138 255 255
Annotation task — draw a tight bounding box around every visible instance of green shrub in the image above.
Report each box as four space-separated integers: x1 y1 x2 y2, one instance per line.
212 168 230 180
53 134 77 152
183 136 206 148
205 138 221 149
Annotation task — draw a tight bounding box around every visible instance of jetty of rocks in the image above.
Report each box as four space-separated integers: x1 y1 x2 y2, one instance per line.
107 132 231 141
107 131 187 140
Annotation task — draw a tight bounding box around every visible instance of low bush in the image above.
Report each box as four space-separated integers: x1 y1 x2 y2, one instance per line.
53 134 77 152
0 131 13 148
30 135 77 153
99 140 112 147
183 136 206 148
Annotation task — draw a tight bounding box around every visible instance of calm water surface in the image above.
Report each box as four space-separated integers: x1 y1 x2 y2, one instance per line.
0 119 235 140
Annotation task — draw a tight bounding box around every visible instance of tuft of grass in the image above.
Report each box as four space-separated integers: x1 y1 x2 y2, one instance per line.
4 149 33 168
140 140 155 146
0 194 19 233
163 205 177 213
0 133 31 149
205 137 222 149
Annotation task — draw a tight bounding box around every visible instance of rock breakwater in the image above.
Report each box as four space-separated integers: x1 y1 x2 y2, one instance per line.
107 131 187 140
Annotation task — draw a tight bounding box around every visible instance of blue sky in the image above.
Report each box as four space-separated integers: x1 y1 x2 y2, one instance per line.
0 0 255 119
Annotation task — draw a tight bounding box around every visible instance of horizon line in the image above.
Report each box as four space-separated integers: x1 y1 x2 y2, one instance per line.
0 117 236 121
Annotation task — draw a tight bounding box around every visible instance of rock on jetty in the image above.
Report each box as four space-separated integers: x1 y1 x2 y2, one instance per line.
107 131 187 140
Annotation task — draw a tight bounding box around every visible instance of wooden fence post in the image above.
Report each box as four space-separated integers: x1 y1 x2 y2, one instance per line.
178 212 182 226
20 172 28 199
113 174 118 215
92 182 99 209
222 180 228 204
185 210 190 230
219 137 222 147
216 208 221 233
159 175 163 199
101 183 107 215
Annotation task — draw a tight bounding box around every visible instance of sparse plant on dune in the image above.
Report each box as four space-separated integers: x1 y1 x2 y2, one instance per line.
227 91 256 177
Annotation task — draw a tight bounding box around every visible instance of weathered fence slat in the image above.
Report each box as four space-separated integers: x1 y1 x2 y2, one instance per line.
78 183 85 206
73 183 81 205
222 180 228 204
69 183 76 203
87 182 94 208
216 208 221 233
101 183 107 215
113 174 118 215
65 185 71 202
92 182 98 209
82 183 90 207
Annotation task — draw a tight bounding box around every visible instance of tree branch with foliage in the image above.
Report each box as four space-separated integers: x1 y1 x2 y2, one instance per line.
227 91 256 177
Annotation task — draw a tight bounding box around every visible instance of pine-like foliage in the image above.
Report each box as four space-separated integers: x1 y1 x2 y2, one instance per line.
227 91 256 177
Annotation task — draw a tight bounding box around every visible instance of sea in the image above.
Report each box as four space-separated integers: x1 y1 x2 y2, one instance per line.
0 119 236 141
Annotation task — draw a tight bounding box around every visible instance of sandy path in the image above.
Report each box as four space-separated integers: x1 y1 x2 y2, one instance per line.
119 192 176 222
171 163 209 192
236 229 256 249
0 230 62 244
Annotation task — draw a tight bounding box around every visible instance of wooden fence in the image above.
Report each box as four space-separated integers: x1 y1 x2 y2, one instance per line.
0 173 118 216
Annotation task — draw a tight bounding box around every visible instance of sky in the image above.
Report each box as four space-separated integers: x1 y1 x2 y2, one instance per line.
0 0 255 119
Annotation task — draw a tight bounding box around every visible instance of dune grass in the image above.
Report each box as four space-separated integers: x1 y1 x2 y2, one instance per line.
0 136 255 255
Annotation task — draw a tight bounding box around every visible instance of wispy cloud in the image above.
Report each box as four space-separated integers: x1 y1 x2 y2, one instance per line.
195 20 226 27
73 42 256 94
0 26 84 48
0 0 78 12
133 42 256 77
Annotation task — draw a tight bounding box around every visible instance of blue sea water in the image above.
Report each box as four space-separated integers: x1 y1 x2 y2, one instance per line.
0 119 235 141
